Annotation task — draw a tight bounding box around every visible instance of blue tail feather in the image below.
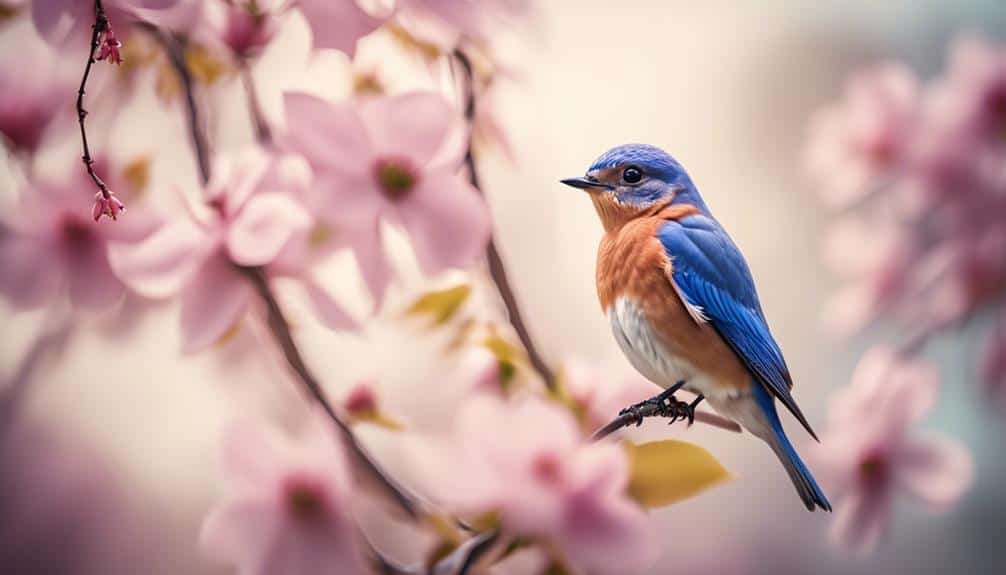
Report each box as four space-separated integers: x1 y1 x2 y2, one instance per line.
752 384 831 512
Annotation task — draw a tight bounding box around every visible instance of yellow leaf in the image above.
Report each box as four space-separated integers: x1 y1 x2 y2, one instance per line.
121 156 151 197
405 284 471 326
625 439 731 508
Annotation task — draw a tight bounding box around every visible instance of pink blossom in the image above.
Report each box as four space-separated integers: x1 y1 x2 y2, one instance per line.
91 191 126 222
395 0 530 49
342 380 379 416
0 171 153 310
282 91 490 306
560 357 655 431
417 396 658 574
201 419 367 575
30 0 181 46
821 215 915 334
805 63 920 208
95 22 123 64
211 0 282 59
109 148 355 352
0 65 70 154
814 348 974 554
295 0 384 57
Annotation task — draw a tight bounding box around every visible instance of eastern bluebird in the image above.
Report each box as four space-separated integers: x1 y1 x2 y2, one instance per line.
562 144 831 512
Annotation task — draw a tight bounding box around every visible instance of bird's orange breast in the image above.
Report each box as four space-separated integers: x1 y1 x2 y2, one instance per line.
596 205 750 391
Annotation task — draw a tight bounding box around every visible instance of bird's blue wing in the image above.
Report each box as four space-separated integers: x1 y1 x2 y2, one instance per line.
658 215 818 440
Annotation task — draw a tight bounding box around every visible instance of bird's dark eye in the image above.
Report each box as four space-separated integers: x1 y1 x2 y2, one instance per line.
622 166 643 184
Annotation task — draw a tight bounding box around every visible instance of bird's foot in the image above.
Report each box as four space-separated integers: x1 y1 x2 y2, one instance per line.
666 394 704 426
618 383 694 427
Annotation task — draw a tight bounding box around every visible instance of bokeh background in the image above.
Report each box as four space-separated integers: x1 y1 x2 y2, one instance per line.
2 0 1006 573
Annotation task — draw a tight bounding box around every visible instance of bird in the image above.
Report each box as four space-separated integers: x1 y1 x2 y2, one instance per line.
561 143 831 512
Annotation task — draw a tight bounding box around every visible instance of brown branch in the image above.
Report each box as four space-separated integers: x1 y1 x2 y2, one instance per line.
591 403 742 442
452 48 555 390
141 24 212 185
239 62 273 145
76 0 112 200
148 37 418 519
238 266 420 519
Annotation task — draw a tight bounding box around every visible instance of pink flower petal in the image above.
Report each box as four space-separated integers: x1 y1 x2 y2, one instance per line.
200 494 279 569
395 170 490 274
296 0 383 57
561 493 658 575
179 254 252 353
65 238 125 309
299 276 358 330
282 92 372 177
226 193 312 267
894 435 974 507
220 421 286 488
31 0 91 45
345 216 391 307
0 230 63 308
362 92 457 167
108 219 209 298
829 489 891 555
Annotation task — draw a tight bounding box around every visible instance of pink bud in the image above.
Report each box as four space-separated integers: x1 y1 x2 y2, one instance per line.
92 192 125 222
343 381 378 416
96 25 123 65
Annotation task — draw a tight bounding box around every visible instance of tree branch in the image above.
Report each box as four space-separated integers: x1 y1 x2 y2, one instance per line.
238 266 420 519
239 62 273 145
141 24 212 185
591 402 742 442
452 48 555 390
76 0 112 200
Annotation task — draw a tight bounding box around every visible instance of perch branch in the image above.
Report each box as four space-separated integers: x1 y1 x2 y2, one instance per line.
592 402 742 442
453 48 555 390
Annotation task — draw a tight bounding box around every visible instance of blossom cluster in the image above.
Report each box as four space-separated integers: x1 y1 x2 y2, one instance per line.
805 36 1002 554
0 2 724 574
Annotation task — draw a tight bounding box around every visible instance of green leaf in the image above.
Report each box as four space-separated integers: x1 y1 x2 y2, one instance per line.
405 284 471 326
625 439 731 508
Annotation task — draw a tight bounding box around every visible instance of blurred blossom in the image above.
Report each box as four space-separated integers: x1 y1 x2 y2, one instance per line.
213 0 282 60
109 148 356 352
984 307 1006 403
30 0 183 46
0 65 70 155
201 418 368 575
0 171 154 310
417 395 658 574
394 0 529 50
805 62 919 208
560 357 654 432
811 35 1006 350
295 0 384 57
283 91 490 306
815 348 974 555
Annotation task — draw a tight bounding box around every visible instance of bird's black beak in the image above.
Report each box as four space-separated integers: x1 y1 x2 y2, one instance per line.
560 177 613 191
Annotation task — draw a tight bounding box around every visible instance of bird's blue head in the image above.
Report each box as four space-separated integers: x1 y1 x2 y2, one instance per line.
561 144 707 228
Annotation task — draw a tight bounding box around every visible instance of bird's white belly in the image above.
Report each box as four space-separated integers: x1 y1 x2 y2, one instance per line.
607 297 729 400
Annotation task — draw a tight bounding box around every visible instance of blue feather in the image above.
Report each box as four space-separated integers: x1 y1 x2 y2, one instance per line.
658 214 819 440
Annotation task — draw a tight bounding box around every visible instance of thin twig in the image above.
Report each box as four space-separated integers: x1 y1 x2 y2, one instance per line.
239 62 273 145
141 24 212 185
76 0 112 200
452 48 555 390
238 266 420 519
592 403 742 442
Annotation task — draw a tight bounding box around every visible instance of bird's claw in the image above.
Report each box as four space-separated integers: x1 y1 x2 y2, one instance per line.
618 404 646 427
663 396 695 426
619 392 694 427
